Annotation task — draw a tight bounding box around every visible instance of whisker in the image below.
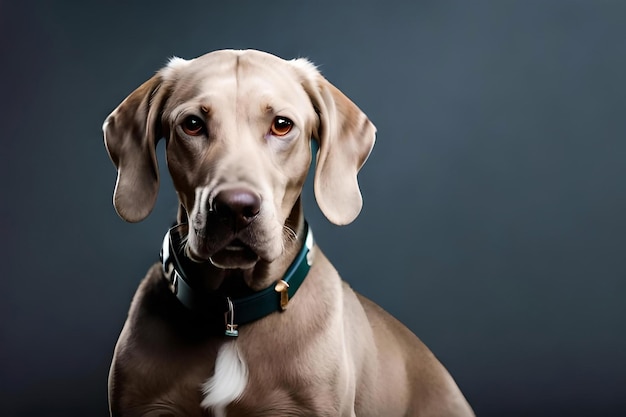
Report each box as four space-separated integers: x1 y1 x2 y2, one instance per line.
278 225 298 256
282 225 298 243
182 237 190 258
171 225 190 256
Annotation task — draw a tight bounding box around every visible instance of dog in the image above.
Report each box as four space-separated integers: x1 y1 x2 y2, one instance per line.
103 49 474 417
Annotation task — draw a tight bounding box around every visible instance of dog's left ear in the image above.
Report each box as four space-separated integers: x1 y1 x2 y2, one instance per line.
293 59 376 225
103 75 168 222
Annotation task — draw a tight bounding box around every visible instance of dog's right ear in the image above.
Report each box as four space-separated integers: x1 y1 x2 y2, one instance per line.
103 75 167 222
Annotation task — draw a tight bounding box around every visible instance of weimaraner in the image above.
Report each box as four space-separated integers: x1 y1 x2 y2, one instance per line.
103 49 474 417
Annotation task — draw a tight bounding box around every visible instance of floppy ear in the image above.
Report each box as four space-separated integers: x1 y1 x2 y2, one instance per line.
294 60 376 225
102 75 167 222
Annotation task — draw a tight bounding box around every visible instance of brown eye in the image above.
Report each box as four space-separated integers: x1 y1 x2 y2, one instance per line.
182 115 205 136
270 116 293 136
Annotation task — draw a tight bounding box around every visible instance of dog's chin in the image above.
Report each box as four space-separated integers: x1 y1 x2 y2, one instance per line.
209 245 260 270
186 239 261 270
186 227 283 269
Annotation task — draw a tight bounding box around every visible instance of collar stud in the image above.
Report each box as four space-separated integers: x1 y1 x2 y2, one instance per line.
274 280 290 311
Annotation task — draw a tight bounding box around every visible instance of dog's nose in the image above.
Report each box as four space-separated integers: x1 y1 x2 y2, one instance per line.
213 188 261 230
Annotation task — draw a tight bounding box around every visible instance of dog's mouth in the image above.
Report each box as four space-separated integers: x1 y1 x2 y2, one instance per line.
186 232 261 269
209 239 260 269
184 198 283 268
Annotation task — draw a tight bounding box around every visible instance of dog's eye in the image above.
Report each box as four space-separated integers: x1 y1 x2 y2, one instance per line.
270 116 293 136
182 115 205 136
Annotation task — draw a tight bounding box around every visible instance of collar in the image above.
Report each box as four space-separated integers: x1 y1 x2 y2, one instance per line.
160 222 314 337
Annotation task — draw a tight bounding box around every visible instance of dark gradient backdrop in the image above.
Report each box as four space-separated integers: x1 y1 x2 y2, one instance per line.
1 1 625 416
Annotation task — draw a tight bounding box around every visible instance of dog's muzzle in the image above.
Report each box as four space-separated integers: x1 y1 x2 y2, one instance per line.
186 186 269 268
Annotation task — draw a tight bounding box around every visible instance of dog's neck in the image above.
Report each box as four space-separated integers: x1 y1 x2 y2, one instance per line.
162 202 312 334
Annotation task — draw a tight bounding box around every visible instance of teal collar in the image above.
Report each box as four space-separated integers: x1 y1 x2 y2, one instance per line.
160 223 314 336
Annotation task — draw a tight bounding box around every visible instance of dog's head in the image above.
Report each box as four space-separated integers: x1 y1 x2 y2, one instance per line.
103 49 375 269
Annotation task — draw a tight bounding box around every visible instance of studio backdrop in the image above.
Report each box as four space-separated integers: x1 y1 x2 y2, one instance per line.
1 1 625 416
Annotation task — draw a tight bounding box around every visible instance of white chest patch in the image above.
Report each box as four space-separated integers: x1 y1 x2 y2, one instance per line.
200 341 249 417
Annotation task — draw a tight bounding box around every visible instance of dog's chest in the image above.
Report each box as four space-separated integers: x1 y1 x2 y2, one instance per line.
201 341 249 417
197 340 330 417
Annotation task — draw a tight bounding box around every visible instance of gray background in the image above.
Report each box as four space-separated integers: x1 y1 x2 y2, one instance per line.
1 1 625 416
